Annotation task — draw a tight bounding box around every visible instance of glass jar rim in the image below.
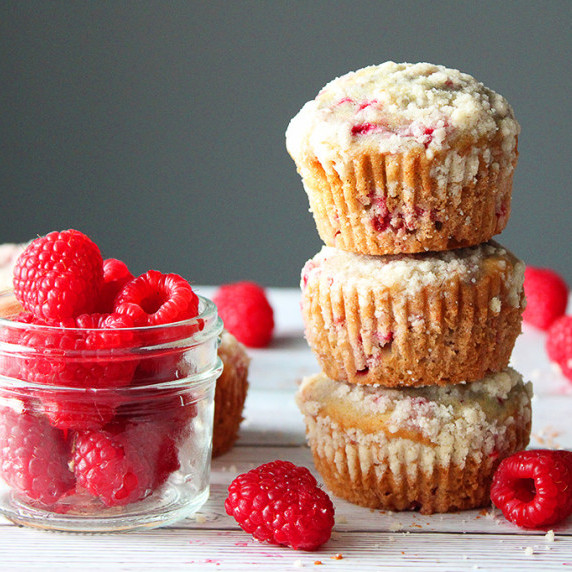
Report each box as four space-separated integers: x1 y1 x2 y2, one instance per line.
0 290 220 336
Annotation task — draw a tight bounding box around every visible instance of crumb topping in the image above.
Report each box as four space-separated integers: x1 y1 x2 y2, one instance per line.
301 241 524 301
296 368 532 460
286 62 519 163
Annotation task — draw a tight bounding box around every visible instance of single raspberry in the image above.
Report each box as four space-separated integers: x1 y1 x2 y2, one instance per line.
225 460 335 551
0 406 75 505
98 258 134 313
213 281 274 348
490 449 572 528
73 419 179 507
546 315 572 382
522 266 569 330
114 270 199 326
13 229 104 321
18 312 139 430
114 271 201 383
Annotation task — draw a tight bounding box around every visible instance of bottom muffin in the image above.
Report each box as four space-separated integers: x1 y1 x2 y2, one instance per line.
295 368 532 514
212 332 250 457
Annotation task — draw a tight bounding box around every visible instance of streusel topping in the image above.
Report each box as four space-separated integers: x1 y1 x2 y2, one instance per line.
302 241 524 303
286 61 519 162
296 368 532 449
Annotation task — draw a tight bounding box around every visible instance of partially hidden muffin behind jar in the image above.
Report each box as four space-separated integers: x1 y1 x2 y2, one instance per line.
301 241 525 387
286 62 520 255
296 368 532 514
212 331 250 457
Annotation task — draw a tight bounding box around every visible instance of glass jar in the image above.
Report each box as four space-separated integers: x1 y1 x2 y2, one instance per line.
0 291 223 532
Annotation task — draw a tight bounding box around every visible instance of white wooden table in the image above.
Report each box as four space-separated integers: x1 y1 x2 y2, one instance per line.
1 287 571 571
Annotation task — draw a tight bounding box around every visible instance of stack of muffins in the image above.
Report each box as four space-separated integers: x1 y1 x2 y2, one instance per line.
286 62 532 514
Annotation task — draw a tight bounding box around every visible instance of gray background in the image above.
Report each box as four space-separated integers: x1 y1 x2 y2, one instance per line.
1 1 571 287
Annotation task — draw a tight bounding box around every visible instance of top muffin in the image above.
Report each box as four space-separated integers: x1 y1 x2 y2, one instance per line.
286 62 521 255
287 61 519 164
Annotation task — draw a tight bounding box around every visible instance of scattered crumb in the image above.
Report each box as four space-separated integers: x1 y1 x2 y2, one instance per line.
532 427 562 449
293 560 304 568
313 561 323 566
545 530 555 542
524 546 534 556
331 554 343 560
389 522 403 532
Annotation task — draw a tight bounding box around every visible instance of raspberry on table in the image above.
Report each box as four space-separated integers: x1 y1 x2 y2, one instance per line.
114 269 199 326
98 258 134 313
522 266 569 330
0 406 75 506
225 459 335 551
13 229 104 321
490 449 572 528
213 281 274 348
72 420 179 507
546 315 572 382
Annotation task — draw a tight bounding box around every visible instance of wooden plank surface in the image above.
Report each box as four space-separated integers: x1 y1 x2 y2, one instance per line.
1 287 571 571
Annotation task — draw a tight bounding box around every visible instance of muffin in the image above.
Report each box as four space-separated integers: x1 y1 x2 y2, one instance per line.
286 62 520 255
212 331 250 457
301 241 525 387
296 368 532 514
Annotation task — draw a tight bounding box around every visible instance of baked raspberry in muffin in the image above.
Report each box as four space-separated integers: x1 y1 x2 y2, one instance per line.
301 241 524 387
286 62 520 255
212 332 250 457
296 368 532 514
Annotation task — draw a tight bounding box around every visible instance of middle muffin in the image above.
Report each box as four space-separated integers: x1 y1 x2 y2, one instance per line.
301 241 524 387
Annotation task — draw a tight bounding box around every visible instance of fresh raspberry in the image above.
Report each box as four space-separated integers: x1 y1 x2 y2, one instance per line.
225 460 335 551
114 270 199 326
17 312 139 430
73 420 179 507
490 449 572 528
213 281 274 348
13 229 104 321
114 271 202 384
98 258 134 313
0 406 75 505
546 315 572 382
0 311 37 380
522 266 569 330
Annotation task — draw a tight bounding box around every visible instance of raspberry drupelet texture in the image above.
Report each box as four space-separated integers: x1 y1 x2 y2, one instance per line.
225 460 335 551
213 281 274 348
114 269 199 326
73 420 180 507
522 266 569 330
13 229 104 321
98 258 135 313
0 406 75 505
490 449 572 528
546 315 572 382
